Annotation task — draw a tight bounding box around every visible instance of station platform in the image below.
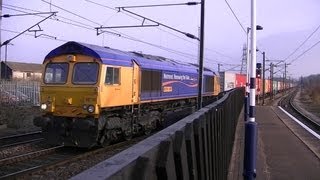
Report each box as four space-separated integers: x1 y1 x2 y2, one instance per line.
228 101 320 179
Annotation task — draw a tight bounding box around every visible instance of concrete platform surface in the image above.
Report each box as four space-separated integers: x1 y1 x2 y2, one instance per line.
228 106 320 180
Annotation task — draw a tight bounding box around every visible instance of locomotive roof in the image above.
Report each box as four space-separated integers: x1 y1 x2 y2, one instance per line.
44 41 215 75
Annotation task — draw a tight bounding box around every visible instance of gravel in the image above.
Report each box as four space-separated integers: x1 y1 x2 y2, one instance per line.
296 88 320 120
0 142 52 159
17 137 146 179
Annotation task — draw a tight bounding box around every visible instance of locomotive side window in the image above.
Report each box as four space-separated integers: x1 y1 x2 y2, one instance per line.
105 67 120 85
72 62 99 84
44 63 68 84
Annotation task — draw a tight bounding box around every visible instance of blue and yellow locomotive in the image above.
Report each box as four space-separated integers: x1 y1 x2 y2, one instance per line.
34 41 220 148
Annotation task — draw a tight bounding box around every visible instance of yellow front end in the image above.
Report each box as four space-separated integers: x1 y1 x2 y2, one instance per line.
39 54 101 118
40 86 99 118
35 54 103 147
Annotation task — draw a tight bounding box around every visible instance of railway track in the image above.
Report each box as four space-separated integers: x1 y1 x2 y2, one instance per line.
279 89 320 134
0 145 77 179
0 100 195 179
0 135 147 179
0 131 43 149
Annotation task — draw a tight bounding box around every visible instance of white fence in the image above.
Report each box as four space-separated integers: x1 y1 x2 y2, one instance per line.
0 80 40 106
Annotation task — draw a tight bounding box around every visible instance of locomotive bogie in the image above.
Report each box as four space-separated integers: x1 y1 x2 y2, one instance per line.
34 115 99 147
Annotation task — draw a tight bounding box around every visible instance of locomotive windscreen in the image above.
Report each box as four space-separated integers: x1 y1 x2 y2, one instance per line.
44 63 69 84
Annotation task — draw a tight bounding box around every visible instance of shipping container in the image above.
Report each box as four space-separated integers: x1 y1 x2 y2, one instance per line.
235 74 246 88
279 81 285 91
265 79 271 94
219 71 236 91
256 78 262 95
273 81 278 93
278 81 282 91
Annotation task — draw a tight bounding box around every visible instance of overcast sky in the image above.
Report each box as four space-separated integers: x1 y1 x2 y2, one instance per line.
1 0 319 79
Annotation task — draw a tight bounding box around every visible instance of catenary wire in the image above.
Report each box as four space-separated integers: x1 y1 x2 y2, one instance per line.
283 24 320 61
42 0 229 64
1 28 67 42
84 0 236 61
289 39 320 64
224 0 246 34
3 2 226 66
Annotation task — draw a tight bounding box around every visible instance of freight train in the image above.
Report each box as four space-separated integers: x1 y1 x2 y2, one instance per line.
34 41 292 148
220 71 293 95
34 41 221 148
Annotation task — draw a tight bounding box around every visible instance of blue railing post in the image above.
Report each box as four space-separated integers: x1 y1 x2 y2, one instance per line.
243 121 257 179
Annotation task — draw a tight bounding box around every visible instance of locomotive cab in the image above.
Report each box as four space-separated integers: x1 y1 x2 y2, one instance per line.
40 55 100 118
35 54 103 147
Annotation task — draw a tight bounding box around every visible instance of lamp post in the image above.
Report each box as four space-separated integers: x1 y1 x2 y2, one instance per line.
197 0 205 110
265 60 285 99
244 28 250 122
270 63 273 99
284 63 290 90
244 25 263 122
262 52 266 105
243 0 262 179
4 44 8 79
3 43 13 79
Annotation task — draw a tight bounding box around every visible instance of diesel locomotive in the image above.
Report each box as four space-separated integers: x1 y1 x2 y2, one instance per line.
34 41 221 148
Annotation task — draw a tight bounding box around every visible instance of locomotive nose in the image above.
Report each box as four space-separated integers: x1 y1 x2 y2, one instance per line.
40 87 99 118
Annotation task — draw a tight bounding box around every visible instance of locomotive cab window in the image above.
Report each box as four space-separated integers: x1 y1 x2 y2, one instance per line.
44 63 69 84
72 62 99 84
105 67 120 85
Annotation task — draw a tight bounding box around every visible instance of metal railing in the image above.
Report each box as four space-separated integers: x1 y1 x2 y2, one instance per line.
0 80 40 106
72 88 245 180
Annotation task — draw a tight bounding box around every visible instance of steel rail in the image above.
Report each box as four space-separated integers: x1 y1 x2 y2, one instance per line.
0 131 43 148
279 89 320 133
0 136 147 179
0 138 44 149
0 145 63 165
288 91 320 132
0 131 42 140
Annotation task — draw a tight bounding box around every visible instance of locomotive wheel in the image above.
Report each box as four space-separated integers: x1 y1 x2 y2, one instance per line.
101 139 111 147
124 133 133 141
123 127 133 141
144 125 152 135
144 120 157 135
99 129 113 147
99 135 111 147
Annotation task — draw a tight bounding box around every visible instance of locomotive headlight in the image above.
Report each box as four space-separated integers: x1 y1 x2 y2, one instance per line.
41 103 47 110
87 105 95 113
